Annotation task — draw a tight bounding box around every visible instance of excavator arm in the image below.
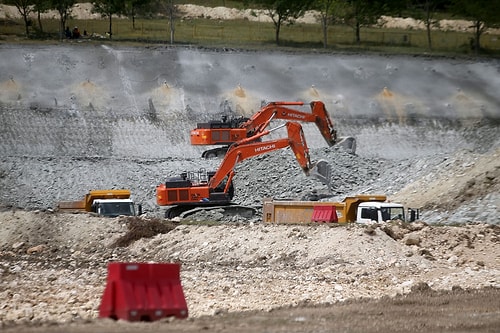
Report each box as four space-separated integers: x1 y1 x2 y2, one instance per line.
190 100 344 159
240 101 337 146
207 121 314 191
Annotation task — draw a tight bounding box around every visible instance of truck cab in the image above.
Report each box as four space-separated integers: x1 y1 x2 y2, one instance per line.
91 199 138 218
356 202 406 224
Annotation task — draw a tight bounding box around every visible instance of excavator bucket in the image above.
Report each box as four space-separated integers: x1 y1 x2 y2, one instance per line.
336 136 357 154
309 159 332 188
98 262 188 322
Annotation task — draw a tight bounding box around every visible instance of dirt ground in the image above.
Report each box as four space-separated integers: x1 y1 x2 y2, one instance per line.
2 288 500 333
1 211 499 333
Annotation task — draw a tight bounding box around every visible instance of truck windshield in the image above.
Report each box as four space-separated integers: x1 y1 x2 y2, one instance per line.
380 207 405 221
99 202 135 217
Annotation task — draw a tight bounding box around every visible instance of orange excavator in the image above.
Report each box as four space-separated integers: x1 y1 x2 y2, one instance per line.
190 101 349 158
157 121 326 219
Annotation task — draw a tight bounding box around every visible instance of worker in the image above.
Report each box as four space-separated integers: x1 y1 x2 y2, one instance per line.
72 26 81 39
65 26 71 39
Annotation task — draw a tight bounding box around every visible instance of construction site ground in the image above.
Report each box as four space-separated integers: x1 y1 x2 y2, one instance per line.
1 3 500 333
0 211 499 332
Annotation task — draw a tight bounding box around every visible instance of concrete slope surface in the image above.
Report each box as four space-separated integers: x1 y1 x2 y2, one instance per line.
0 44 499 223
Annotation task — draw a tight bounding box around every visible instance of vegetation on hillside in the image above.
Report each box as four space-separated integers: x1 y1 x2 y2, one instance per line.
1 0 499 55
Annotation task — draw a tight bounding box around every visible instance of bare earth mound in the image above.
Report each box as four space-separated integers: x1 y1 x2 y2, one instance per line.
0 210 499 332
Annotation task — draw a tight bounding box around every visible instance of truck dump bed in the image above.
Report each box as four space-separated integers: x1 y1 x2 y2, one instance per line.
57 200 86 210
57 189 132 212
263 194 387 224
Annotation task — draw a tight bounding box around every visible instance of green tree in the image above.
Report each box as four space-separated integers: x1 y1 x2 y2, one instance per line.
32 0 51 33
162 0 179 44
248 0 314 45
124 0 153 29
313 0 347 48
49 0 76 40
406 0 450 50
341 0 403 44
92 0 127 39
4 0 35 36
147 0 179 44
450 0 500 54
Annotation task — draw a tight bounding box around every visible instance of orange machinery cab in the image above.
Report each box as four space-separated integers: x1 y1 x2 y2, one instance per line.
190 118 248 145
156 171 234 206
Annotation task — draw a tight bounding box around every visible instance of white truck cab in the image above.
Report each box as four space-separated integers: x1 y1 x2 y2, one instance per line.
356 201 406 224
92 199 138 217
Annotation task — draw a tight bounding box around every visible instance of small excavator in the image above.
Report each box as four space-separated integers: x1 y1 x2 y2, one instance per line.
157 121 329 219
190 100 355 158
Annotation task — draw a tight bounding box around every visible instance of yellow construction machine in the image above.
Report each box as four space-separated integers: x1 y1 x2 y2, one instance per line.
57 189 142 217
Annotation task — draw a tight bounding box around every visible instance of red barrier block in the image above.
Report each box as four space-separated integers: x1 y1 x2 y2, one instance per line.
311 205 338 223
99 262 188 321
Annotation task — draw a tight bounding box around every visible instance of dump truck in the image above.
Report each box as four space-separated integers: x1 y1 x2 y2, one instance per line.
263 194 419 224
57 189 142 217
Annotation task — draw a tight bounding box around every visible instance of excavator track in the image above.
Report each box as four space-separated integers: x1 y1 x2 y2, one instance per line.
165 204 258 220
201 146 230 159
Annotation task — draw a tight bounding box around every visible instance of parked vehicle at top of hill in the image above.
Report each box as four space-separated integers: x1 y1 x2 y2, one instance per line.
190 100 356 158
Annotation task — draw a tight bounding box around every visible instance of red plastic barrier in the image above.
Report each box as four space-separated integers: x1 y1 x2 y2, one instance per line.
99 262 188 321
311 206 338 223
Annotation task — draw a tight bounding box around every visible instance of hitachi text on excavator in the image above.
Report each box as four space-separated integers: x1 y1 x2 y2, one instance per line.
157 121 330 219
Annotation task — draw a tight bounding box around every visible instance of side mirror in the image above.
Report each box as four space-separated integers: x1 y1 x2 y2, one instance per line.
137 204 143 216
407 208 420 222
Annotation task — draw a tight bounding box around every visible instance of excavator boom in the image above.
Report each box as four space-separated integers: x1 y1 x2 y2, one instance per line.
208 122 313 190
240 101 337 146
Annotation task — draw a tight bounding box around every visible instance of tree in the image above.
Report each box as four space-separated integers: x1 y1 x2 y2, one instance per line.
249 0 314 45
124 0 153 29
32 0 52 33
4 0 35 36
49 0 76 40
151 0 179 44
341 0 403 44
406 0 450 50
313 0 347 48
92 0 127 39
163 0 178 44
314 0 335 48
450 0 500 54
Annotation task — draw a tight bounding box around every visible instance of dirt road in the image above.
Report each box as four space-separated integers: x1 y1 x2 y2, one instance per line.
2 288 499 333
